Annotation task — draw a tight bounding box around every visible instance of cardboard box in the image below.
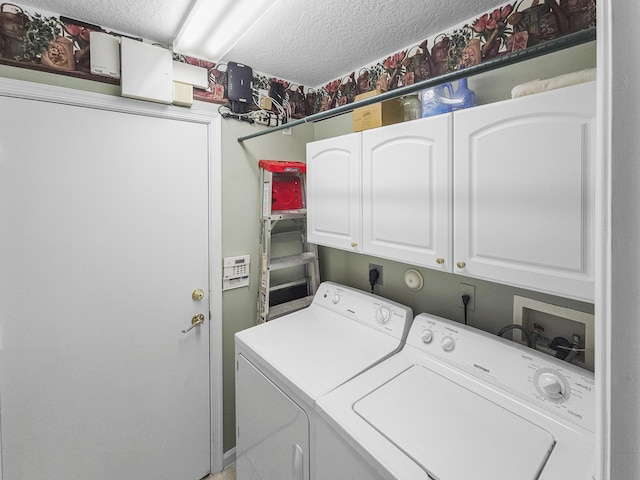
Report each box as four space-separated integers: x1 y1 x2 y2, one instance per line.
352 89 403 131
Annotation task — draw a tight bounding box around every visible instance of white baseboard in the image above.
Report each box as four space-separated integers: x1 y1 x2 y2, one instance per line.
223 448 236 470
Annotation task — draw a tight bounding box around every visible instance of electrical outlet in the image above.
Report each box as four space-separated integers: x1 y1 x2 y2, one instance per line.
459 283 475 311
369 263 383 286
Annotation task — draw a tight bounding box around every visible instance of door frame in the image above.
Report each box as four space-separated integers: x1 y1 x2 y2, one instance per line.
0 77 224 475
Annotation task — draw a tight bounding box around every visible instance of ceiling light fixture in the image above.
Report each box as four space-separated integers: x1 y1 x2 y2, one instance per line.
173 0 281 63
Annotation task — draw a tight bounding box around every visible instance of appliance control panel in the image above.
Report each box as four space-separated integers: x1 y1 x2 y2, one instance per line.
313 282 413 341
408 313 595 433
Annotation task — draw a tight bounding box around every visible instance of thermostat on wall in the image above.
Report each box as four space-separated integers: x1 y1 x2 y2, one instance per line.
223 255 250 291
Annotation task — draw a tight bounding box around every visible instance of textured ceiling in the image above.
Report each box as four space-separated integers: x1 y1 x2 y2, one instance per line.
19 0 194 45
19 0 504 86
223 0 505 86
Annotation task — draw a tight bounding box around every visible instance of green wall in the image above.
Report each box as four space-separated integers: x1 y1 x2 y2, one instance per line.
467 42 596 105
317 249 593 333
219 120 313 451
0 64 120 96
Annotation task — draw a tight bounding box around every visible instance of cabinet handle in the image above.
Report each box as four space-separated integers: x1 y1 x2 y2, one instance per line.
456 261 466 269
351 242 358 248
436 258 445 265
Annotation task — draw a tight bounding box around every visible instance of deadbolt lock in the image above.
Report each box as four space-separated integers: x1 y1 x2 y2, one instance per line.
192 289 205 301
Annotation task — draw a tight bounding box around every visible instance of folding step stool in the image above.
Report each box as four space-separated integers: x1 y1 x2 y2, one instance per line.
258 160 320 323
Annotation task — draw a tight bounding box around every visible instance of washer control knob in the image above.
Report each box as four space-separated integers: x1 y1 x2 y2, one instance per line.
331 294 341 304
376 307 392 324
421 329 434 344
441 336 455 352
538 372 567 400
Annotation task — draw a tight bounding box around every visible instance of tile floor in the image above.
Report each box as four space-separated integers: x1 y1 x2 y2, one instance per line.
206 466 236 480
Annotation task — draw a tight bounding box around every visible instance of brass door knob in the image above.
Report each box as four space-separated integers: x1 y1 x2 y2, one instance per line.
436 258 445 265
456 261 466 269
351 242 358 248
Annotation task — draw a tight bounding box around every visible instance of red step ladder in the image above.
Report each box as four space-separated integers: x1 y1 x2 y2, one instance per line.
258 160 320 323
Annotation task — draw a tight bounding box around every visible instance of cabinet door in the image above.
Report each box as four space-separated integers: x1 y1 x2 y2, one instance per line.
362 115 452 269
307 133 362 251
453 82 596 301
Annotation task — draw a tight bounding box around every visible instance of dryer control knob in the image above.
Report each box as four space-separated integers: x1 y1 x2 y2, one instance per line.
331 294 341 304
441 336 455 352
538 372 567 400
376 307 392 324
421 330 434 344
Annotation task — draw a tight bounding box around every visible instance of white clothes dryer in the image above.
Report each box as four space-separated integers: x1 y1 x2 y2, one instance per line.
315 312 596 480
234 282 413 480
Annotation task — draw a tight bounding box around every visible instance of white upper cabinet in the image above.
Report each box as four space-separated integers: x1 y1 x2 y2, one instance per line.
453 82 596 301
306 82 596 302
362 115 452 269
307 132 362 251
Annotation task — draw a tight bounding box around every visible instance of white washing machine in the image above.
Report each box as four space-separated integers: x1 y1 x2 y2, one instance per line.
315 312 596 480
234 282 413 480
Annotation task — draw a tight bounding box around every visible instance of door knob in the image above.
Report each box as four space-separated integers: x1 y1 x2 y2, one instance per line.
182 313 205 333
456 261 466 269
436 258 445 264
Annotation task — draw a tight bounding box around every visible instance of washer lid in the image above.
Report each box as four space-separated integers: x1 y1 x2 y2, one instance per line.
353 365 555 480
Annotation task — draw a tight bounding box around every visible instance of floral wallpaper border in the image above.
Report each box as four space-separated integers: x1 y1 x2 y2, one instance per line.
0 4 130 83
0 1 595 117
306 0 596 116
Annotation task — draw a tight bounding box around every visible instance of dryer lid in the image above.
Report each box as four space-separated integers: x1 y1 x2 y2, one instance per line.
353 365 555 480
235 307 401 402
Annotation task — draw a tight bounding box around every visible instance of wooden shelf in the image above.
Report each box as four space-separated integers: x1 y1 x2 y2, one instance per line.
0 57 120 85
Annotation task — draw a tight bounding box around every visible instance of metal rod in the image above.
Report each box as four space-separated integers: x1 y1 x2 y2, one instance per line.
237 28 596 143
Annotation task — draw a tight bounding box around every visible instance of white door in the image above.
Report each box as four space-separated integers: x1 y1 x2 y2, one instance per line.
0 95 212 479
453 82 595 301
362 115 452 269
306 133 362 252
